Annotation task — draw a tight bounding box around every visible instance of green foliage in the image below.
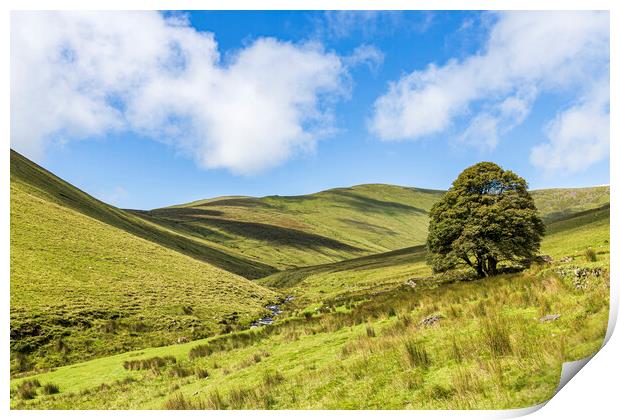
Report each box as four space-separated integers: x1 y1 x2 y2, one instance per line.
427 162 545 277
585 248 597 262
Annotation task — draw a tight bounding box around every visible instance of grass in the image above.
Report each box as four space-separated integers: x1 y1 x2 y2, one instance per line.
10 262 609 409
9 149 610 409
10 150 278 374
531 186 610 223
10 204 610 408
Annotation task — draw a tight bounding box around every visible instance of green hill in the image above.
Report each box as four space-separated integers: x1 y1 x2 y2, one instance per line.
531 186 610 223
10 149 610 393
10 151 276 279
10 203 610 409
259 202 610 305
136 184 609 273
10 151 278 373
137 185 444 270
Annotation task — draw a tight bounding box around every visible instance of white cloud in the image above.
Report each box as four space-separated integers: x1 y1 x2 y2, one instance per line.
369 11 609 172
459 86 537 150
344 45 384 72
530 79 609 173
11 11 348 174
321 11 433 39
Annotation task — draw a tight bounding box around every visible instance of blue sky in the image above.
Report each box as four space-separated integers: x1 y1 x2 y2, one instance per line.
11 11 610 209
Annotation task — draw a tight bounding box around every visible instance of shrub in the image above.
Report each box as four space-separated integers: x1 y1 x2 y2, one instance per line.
585 248 597 262
403 340 431 369
41 383 60 395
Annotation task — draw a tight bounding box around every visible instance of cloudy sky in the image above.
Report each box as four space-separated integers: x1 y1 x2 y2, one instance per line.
11 11 610 209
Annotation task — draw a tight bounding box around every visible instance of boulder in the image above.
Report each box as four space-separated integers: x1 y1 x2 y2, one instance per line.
420 314 444 327
539 314 561 322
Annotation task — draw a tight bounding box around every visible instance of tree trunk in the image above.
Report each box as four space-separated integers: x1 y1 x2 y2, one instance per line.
476 258 485 278
488 256 498 276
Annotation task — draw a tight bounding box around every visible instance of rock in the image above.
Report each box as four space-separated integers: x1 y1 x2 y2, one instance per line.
559 256 574 263
535 255 554 264
405 279 417 288
420 314 444 327
540 314 561 322
177 337 189 344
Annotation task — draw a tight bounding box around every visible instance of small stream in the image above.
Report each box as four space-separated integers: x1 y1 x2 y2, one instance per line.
251 295 294 327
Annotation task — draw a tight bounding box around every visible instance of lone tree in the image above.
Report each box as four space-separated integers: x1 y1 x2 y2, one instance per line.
427 162 544 278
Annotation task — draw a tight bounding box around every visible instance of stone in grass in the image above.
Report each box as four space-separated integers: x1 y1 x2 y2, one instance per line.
540 314 561 323
420 314 444 327
405 279 417 289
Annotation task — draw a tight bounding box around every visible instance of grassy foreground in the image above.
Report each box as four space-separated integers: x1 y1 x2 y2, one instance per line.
10 199 610 409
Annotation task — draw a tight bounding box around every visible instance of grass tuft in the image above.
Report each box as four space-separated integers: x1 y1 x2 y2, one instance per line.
403 340 431 369
585 248 597 262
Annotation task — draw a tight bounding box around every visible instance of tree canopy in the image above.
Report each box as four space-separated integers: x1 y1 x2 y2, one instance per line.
426 162 545 277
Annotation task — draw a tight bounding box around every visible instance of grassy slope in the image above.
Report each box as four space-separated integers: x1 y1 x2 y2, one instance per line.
10 151 278 373
11 202 610 409
531 186 610 223
10 150 276 279
136 185 444 269
259 203 611 307
135 185 609 272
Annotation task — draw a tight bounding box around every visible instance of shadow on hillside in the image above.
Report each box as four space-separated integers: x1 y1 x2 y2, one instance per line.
263 245 426 289
338 218 397 235
200 197 274 209
330 191 428 215
193 218 364 252
150 207 225 219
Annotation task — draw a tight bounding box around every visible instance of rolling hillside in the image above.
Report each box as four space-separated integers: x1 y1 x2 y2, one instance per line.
259 202 610 305
10 151 278 373
531 186 610 223
10 149 610 378
137 185 444 269
10 151 276 279
10 202 610 409
135 184 609 272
